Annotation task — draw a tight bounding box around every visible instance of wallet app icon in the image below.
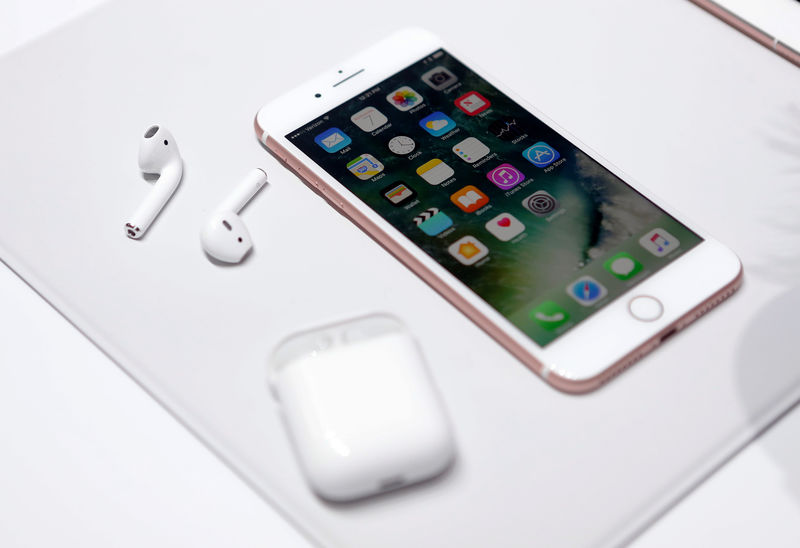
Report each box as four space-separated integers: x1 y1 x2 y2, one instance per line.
314 127 351 153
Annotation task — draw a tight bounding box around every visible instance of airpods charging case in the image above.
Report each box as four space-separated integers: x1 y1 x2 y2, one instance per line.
268 315 456 502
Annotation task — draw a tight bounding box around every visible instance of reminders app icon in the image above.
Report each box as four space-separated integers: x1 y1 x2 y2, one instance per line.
314 128 351 153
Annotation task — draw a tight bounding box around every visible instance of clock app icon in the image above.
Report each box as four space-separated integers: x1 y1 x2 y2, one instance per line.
388 135 416 156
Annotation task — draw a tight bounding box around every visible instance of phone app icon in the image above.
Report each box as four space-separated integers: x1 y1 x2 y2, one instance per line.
416 158 454 185
351 106 389 132
413 207 453 236
530 301 570 331
567 276 608 306
522 141 560 168
485 212 525 241
448 235 489 265
452 137 490 163
521 190 560 217
639 228 680 257
604 252 643 280
419 112 457 137
386 86 423 111
450 185 489 213
454 91 491 116
346 154 384 180
382 182 416 207
388 135 416 156
314 127 351 153
486 163 525 190
488 117 525 141
421 66 458 90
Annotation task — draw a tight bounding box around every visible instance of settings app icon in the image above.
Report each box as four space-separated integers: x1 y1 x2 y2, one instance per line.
522 190 559 217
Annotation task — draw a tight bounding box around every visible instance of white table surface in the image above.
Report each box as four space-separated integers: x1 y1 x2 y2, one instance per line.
1 2 799 547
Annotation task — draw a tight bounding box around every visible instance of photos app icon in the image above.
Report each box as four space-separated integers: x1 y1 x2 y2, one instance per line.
386 86 423 111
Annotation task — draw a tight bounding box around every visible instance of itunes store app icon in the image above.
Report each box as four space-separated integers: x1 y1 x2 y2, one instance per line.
486 163 525 190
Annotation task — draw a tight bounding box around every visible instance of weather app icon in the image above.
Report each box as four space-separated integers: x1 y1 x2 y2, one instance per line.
522 141 560 168
419 112 456 137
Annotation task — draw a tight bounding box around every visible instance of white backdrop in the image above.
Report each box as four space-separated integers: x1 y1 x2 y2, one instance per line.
1 1 799 547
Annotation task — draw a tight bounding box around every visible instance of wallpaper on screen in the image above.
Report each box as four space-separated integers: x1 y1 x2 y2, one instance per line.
288 50 701 346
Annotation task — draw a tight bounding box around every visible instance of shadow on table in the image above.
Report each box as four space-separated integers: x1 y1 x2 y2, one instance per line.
735 100 800 508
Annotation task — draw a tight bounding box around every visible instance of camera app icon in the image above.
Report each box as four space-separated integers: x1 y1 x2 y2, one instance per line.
421 66 458 90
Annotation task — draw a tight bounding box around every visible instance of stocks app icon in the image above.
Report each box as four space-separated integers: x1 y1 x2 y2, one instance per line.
488 117 525 141
522 190 559 217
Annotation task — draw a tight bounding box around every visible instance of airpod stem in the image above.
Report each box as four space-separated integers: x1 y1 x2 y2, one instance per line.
219 168 268 213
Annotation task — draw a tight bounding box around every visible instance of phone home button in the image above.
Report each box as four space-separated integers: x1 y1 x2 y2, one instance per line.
628 296 663 322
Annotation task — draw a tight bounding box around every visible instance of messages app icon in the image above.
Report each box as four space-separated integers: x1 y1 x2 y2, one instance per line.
314 127 352 153
604 252 642 280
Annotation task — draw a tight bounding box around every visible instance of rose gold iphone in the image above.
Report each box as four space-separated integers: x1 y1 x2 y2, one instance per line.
255 28 742 393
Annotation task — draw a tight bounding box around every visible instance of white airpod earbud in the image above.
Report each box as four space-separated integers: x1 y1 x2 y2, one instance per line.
200 168 268 264
125 125 183 239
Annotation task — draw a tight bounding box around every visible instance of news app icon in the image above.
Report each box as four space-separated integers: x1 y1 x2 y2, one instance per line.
421 66 458 90
486 163 525 190
450 185 489 213
413 208 453 236
639 228 680 257
346 154 384 180
454 91 491 116
448 235 489 266
314 127 351 153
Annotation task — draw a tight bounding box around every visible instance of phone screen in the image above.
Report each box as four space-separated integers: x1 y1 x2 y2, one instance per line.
287 49 702 347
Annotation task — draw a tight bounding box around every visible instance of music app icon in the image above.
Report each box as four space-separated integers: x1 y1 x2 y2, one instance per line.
639 228 680 257
486 163 525 190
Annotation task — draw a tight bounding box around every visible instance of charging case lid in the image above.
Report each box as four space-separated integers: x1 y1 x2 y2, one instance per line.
269 315 456 501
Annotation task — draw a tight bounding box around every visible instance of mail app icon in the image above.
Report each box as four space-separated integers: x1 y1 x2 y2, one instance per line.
314 127 352 153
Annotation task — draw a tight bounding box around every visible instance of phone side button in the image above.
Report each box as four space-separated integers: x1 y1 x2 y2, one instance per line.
628 296 663 322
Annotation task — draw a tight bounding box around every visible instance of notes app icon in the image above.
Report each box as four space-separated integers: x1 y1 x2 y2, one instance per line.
416 158 454 186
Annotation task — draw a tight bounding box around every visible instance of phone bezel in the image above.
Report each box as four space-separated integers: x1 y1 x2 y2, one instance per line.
255 28 742 392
